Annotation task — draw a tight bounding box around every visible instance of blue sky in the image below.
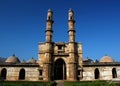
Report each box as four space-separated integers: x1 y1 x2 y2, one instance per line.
0 0 120 61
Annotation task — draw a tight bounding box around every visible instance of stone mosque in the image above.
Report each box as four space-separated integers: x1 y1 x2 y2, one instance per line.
0 9 120 81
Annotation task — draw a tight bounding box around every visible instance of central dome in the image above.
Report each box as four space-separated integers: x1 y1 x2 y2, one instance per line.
99 55 114 62
5 54 20 63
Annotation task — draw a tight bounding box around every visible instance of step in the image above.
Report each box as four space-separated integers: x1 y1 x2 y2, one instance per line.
55 80 65 86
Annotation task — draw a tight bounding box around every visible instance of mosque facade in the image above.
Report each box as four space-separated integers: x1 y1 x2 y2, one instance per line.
0 9 120 81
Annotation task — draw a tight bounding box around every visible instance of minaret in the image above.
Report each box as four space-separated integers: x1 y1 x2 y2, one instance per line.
45 9 53 42
68 8 76 62
68 8 75 42
43 9 53 80
67 8 77 80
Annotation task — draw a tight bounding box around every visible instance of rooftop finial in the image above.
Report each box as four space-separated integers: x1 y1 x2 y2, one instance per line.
48 9 52 12
31 57 34 59
69 8 73 12
12 54 15 56
105 54 108 56
69 8 72 10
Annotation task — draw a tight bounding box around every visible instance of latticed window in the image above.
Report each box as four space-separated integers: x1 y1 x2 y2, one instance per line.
58 45 62 50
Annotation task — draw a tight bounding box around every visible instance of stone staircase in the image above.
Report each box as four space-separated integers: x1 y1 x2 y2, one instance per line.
55 80 65 86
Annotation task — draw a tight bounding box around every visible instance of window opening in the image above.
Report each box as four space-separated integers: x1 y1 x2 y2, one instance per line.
58 45 62 50
39 70 42 76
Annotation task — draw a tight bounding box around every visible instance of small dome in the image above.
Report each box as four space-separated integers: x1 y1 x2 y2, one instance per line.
83 57 93 63
27 57 36 63
99 55 114 62
21 59 26 63
5 54 20 63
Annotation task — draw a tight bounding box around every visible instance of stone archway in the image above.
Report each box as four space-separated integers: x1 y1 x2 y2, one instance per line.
54 58 66 80
94 68 100 79
0 68 7 80
112 68 117 78
19 68 25 80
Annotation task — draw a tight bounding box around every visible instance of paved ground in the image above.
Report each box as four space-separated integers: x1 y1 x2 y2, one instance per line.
55 80 65 86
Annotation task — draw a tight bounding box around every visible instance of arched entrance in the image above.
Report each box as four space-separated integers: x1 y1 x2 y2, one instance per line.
94 68 100 79
54 58 66 80
19 69 25 80
112 68 117 78
0 68 7 80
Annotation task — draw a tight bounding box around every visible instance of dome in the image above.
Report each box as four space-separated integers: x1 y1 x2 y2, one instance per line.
27 57 36 63
21 59 26 63
83 57 93 63
99 55 114 62
5 54 20 63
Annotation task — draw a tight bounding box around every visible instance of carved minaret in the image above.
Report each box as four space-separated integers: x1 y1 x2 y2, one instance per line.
67 8 76 80
43 9 53 80
68 8 75 42
45 9 53 42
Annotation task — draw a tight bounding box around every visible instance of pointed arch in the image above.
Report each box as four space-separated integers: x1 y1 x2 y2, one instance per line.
54 58 66 80
19 68 25 80
0 68 7 80
112 68 117 78
94 68 100 79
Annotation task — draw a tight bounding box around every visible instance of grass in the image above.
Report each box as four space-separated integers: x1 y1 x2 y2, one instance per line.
1 80 120 86
0 81 55 86
64 80 120 86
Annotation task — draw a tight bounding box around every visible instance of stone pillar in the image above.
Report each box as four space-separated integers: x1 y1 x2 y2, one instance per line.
43 63 52 80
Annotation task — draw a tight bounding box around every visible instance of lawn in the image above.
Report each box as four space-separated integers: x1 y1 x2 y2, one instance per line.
65 80 120 86
0 81 55 86
1 80 120 86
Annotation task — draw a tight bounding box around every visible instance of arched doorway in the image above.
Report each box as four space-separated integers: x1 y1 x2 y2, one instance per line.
19 69 25 80
112 68 117 78
94 68 100 79
0 68 7 80
54 58 66 80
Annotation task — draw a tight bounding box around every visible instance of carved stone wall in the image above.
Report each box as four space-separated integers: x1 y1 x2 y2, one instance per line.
0 66 39 81
83 66 120 81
